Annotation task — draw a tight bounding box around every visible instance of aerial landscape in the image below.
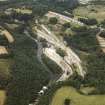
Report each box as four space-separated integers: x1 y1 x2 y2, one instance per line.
0 0 105 105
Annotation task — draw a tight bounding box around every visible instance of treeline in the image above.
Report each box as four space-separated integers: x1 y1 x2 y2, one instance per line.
84 54 105 94
32 0 79 16
64 27 100 53
0 12 33 23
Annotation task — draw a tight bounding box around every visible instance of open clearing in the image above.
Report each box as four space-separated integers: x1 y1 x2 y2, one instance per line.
51 86 105 105
0 59 12 78
15 8 32 14
74 5 105 22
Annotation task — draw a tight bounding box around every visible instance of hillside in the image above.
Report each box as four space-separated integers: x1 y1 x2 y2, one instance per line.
0 0 105 105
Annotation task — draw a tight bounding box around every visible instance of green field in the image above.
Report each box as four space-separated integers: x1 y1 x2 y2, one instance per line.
14 8 32 14
51 86 105 105
0 90 6 105
0 59 12 78
74 5 105 22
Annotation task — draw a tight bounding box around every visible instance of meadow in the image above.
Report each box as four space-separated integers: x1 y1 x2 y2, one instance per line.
51 86 105 105
0 90 6 105
74 5 105 22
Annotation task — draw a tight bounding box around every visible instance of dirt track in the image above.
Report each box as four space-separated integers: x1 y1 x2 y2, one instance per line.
0 46 8 55
2 30 14 43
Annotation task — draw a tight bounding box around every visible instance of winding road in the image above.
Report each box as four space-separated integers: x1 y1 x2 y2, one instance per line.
24 30 54 79
36 25 85 79
25 13 86 105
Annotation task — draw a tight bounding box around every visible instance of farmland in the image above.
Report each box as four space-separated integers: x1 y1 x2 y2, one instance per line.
51 86 105 105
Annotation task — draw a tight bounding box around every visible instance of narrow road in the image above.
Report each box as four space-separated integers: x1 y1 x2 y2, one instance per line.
43 48 73 82
46 11 84 26
24 30 58 105
24 30 53 79
24 23 85 105
27 24 85 105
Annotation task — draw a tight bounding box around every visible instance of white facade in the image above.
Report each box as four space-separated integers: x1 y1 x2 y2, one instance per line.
79 0 92 4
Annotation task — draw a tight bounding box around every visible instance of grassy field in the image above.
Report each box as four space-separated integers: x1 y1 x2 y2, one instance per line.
74 5 105 22
0 59 9 104
0 59 12 78
51 86 105 105
0 90 6 105
14 8 32 14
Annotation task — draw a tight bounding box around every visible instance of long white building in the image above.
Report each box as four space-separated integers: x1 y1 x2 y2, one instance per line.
79 0 93 4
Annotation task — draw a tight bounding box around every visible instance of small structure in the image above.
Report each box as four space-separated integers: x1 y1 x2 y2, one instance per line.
38 90 44 95
29 104 33 105
42 86 48 91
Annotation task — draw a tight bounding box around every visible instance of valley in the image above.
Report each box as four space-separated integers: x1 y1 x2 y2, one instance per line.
0 0 105 105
